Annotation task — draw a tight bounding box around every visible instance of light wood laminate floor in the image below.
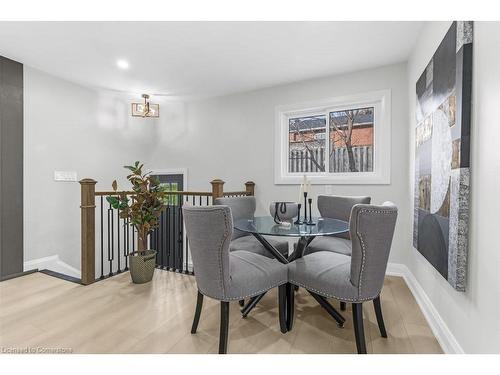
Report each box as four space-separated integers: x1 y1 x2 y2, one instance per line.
0 271 443 354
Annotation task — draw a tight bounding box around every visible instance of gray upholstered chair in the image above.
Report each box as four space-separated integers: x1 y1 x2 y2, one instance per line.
304 195 371 256
214 196 289 257
301 195 371 311
214 196 289 308
288 202 398 354
183 205 288 354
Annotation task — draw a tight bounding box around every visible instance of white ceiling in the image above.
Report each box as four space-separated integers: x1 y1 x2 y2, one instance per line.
0 22 422 99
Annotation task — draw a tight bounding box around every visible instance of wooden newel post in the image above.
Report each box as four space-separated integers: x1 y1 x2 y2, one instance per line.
80 178 97 285
245 181 255 196
210 179 225 200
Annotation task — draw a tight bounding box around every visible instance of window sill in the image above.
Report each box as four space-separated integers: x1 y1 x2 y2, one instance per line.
274 172 390 185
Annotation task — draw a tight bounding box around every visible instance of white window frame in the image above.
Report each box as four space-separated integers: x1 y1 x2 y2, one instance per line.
274 89 391 185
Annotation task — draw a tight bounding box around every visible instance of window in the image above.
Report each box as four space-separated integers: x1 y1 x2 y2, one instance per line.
275 90 391 184
329 107 374 173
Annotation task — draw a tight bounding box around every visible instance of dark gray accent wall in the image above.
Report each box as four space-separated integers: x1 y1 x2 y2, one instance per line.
0 56 24 279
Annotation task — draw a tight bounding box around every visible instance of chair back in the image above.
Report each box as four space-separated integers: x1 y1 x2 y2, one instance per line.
317 195 371 239
349 202 398 300
214 196 256 240
183 205 233 300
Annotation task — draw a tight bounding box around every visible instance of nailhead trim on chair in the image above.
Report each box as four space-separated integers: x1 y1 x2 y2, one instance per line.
220 209 231 300
192 206 288 302
291 206 396 303
187 206 232 301
355 207 397 299
199 280 288 302
288 279 380 303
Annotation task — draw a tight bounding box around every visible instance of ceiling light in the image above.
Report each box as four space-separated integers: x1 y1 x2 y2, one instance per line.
116 59 129 70
131 94 160 118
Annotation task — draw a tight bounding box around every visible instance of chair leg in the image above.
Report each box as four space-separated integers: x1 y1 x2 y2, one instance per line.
373 296 387 338
239 299 245 307
286 283 295 331
352 303 367 354
278 285 287 334
219 301 230 354
191 291 204 334
340 301 346 311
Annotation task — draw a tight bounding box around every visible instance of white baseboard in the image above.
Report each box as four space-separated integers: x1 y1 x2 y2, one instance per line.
386 262 464 354
24 255 80 279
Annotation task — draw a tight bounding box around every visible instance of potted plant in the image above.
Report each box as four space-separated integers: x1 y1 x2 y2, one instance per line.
106 161 168 284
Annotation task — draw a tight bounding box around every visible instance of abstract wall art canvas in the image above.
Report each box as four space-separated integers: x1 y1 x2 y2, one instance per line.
413 21 472 291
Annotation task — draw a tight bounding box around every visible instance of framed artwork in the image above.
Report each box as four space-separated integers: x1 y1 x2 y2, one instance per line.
413 21 473 291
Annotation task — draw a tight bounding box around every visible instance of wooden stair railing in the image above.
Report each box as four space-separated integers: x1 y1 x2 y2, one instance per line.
79 178 255 285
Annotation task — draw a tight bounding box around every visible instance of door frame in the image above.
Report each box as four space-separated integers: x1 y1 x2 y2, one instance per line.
150 168 188 192
149 167 191 271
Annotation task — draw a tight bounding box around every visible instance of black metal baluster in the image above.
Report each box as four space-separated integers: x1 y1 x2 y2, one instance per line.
100 196 104 279
155 223 159 266
160 210 164 268
122 216 127 271
125 217 129 271
117 205 121 273
107 201 114 277
160 206 168 269
169 203 174 271
185 195 190 274
165 204 170 271
178 194 184 273
164 204 169 270
171 204 177 272
132 222 135 253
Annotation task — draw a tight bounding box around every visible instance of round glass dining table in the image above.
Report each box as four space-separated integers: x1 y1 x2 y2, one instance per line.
234 216 349 332
234 216 349 263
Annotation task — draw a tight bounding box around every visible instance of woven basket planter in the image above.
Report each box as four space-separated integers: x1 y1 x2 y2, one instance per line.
129 250 157 284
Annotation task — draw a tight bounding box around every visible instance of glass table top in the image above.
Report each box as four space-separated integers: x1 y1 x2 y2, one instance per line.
234 216 349 237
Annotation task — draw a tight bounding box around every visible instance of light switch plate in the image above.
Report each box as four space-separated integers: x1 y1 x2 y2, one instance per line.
54 171 77 182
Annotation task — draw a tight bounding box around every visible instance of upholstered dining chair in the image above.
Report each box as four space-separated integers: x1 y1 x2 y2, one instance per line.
214 196 289 308
214 196 289 257
303 195 371 256
288 202 398 354
183 205 288 354
299 195 370 311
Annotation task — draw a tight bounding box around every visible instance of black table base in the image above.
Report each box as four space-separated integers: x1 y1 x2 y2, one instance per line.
241 292 267 318
240 233 345 332
309 291 345 327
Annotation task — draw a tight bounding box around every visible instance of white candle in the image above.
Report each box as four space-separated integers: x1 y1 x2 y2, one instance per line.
303 175 308 192
299 184 304 201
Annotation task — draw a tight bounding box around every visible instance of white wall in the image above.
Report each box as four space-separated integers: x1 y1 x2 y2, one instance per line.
23 67 186 268
24 62 410 271
150 63 410 264
407 21 500 353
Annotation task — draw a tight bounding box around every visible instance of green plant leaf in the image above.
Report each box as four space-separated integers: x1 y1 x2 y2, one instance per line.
106 196 120 209
110 161 168 240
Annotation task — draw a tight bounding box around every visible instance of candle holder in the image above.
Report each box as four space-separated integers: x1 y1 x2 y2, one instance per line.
303 192 308 223
294 203 303 225
306 198 315 225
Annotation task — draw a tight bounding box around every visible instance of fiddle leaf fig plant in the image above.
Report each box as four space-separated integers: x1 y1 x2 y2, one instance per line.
106 161 169 252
